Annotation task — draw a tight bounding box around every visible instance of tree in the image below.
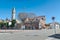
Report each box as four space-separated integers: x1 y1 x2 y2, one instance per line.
0 22 4 29
28 13 36 18
18 13 28 22
11 20 16 29
18 12 36 22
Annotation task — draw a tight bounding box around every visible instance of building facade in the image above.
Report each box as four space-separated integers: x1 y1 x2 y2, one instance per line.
24 16 46 29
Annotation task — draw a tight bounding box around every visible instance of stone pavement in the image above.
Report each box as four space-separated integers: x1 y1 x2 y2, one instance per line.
0 29 60 40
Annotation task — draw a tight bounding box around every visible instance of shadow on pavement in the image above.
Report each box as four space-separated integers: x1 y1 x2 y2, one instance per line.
48 34 60 39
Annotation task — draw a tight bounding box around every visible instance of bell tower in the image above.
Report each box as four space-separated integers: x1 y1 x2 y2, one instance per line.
12 8 16 20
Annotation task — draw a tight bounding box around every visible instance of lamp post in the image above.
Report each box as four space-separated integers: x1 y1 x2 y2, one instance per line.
52 16 56 34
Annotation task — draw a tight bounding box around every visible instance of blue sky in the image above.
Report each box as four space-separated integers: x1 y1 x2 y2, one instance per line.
0 0 60 23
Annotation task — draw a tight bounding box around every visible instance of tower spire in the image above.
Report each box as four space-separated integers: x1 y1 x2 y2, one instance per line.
12 7 16 20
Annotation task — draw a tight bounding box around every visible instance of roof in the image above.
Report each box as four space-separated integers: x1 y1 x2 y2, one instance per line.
49 22 60 25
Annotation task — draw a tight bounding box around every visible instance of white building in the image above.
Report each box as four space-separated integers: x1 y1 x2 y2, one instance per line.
50 22 60 29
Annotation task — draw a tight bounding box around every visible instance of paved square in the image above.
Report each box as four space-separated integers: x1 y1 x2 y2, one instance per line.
0 29 60 40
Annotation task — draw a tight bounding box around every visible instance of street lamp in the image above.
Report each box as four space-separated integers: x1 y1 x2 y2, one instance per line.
52 16 56 34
